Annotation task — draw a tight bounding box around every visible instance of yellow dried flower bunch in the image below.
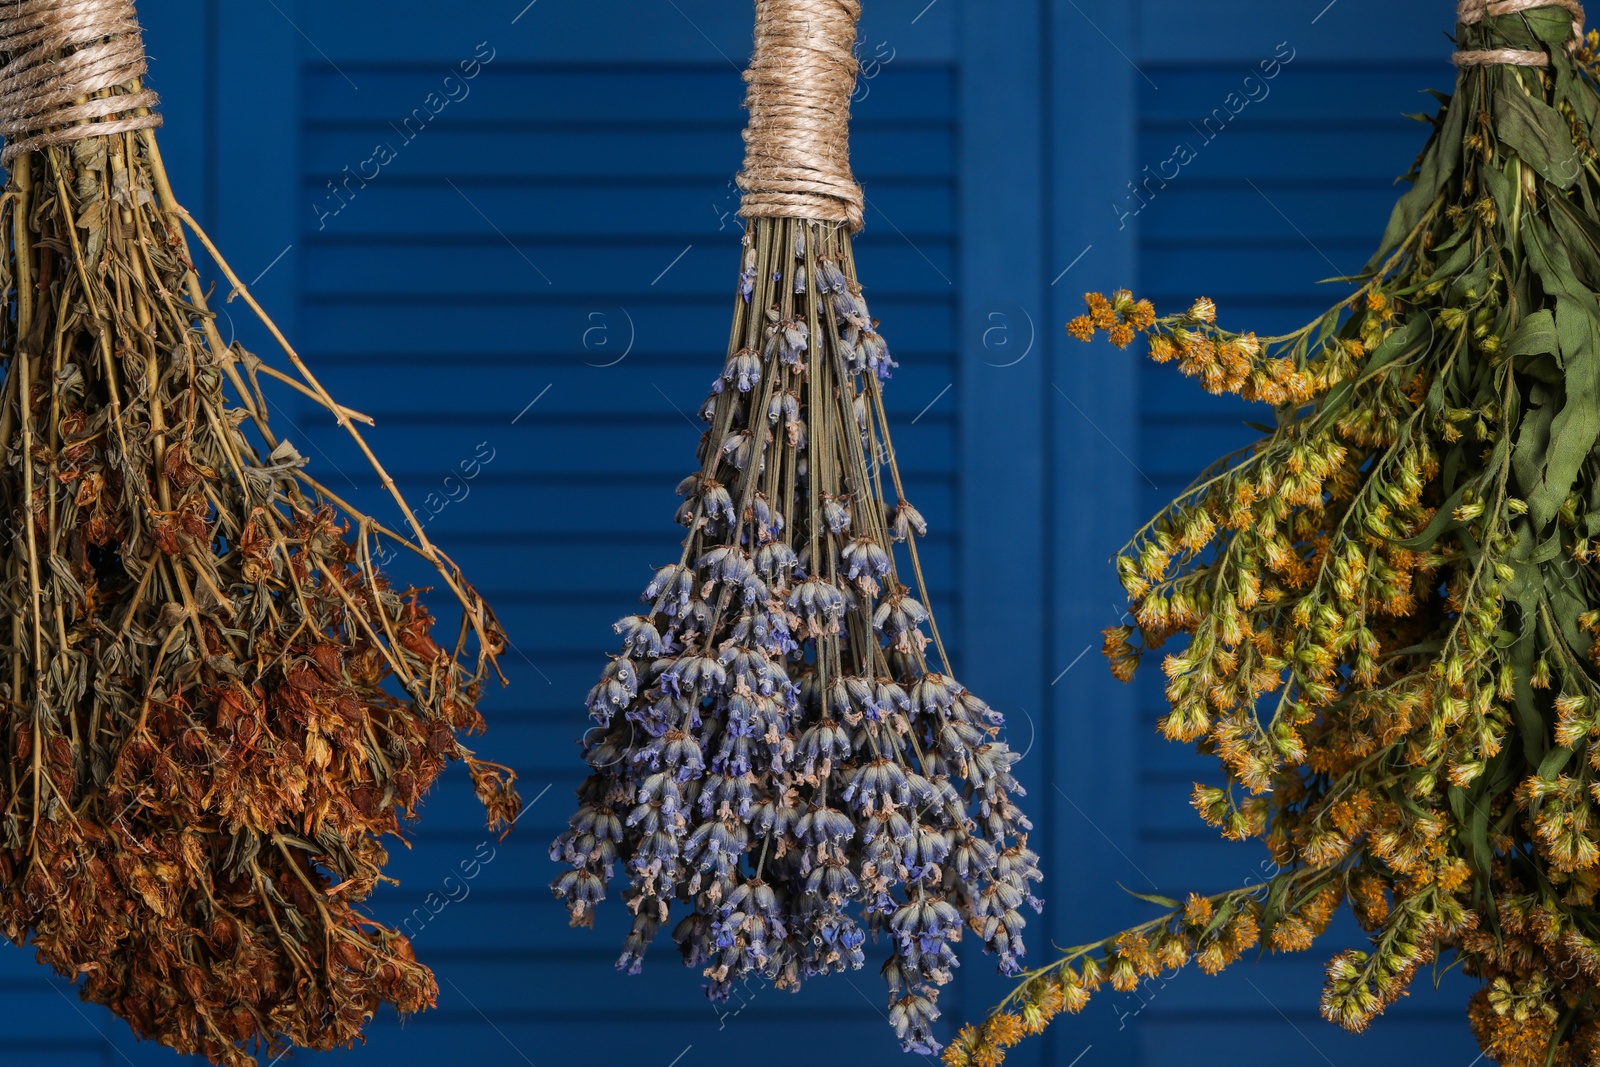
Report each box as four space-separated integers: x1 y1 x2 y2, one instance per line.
962 4 1600 1065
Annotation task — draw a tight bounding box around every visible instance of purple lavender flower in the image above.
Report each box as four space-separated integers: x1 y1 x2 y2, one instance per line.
785 579 843 638
613 615 663 658
748 494 785 542
585 657 639 721
891 500 927 542
739 245 758 302
841 537 891 586
822 494 852 535
853 327 898 380
645 564 694 616
765 318 809 366
719 347 763 393
796 720 852 776
875 592 930 653
888 987 943 1055
816 256 848 295
552 219 1040 1055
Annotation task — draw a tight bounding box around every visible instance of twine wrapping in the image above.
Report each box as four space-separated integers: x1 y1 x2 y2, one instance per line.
0 0 161 165
1454 0 1587 66
737 0 865 232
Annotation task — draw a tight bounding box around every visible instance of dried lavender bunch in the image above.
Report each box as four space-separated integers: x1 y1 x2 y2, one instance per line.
958 6 1600 1067
551 216 1041 1054
0 23 519 1067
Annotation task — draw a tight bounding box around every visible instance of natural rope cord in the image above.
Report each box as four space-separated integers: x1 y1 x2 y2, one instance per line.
0 0 161 165
1454 0 1587 66
737 0 865 232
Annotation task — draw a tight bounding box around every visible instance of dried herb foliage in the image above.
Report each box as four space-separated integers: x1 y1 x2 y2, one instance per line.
957 9 1600 1067
551 216 1042 1054
0 93 520 1065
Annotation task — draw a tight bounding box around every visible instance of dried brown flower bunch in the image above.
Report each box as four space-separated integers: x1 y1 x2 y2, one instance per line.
959 4 1600 1067
0 7 519 1065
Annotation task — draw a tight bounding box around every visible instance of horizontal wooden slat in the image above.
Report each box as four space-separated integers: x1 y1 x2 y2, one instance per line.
297 240 957 298
304 128 949 180
297 297 958 355
304 66 957 123
291 0 955 64
1138 0 1453 62
1131 129 1418 186
1139 1016 1478 1067
284 423 958 488
1141 243 1374 301
299 179 955 238
325 1015 922 1067
1140 185 1403 244
296 358 960 423
1140 64 1456 122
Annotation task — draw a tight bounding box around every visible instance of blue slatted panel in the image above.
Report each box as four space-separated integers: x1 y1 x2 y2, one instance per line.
1126 3 1484 1062
0 2 1517 1065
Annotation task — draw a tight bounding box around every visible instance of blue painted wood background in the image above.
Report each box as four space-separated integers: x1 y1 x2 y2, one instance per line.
0 1 1495 1065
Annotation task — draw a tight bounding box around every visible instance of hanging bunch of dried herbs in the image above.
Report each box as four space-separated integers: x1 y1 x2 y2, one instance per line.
956 2 1600 1066
0 4 519 1064
550 0 1040 1054
953 2 1600 1067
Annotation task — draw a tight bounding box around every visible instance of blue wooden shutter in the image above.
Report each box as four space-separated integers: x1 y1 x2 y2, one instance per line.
0 3 1511 1065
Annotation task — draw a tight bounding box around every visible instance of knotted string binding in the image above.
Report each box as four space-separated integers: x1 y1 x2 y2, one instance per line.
737 0 865 232
0 0 162 165
1453 0 1587 67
